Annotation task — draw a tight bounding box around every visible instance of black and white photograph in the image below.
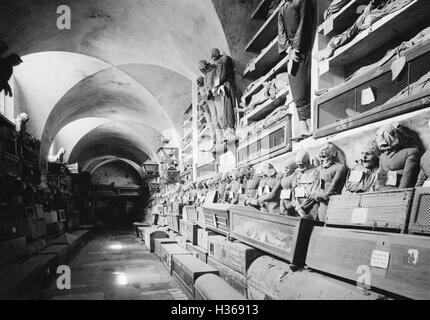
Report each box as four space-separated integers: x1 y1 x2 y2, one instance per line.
0 0 429 305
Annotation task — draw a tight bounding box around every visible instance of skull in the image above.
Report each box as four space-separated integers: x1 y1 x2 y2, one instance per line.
295 150 311 172
319 143 338 168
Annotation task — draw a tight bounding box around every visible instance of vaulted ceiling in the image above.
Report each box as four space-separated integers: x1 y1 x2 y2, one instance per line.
1 0 230 175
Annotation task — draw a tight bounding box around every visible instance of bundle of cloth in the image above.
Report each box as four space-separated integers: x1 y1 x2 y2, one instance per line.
324 0 352 20
348 26 430 80
240 73 289 114
318 0 414 61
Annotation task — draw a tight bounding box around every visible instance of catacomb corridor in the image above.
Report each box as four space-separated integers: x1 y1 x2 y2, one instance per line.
1 0 430 302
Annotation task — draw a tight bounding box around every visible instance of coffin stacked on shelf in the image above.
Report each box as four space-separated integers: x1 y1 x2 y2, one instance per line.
314 0 430 138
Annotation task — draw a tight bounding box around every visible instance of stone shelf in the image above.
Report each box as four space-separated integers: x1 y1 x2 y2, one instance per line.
243 87 289 124
245 0 285 53
242 55 289 104
243 37 282 78
318 0 370 38
318 0 430 73
250 0 273 20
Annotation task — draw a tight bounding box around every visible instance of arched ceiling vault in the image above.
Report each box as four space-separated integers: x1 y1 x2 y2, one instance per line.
1 0 231 170
87 157 145 179
68 122 158 167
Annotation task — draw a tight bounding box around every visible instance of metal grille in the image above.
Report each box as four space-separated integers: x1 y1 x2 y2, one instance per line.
356 69 408 114
416 195 430 226
317 48 430 132
409 51 430 84
318 89 355 128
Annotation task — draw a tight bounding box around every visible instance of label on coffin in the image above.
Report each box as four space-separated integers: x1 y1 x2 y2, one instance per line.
258 186 263 196
361 87 376 105
264 185 271 194
423 180 430 188
351 208 368 224
280 189 292 200
370 250 390 269
348 170 364 183
295 187 306 198
229 191 235 199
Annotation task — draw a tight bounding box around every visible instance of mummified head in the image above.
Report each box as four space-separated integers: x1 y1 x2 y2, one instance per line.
196 76 204 87
284 159 298 176
295 150 311 172
360 147 380 169
319 143 339 168
198 60 210 74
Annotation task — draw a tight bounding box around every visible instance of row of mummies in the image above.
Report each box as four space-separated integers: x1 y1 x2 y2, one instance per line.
163 122 429 222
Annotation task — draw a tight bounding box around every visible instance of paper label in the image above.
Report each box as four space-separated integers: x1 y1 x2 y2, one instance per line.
348 170 364 183
351 208 368 224
295 187 306 198
264 185 271 194
238 186 243 194
370 250 390 269
361 87 375 105
229 191 235 199
258 186 263 196
423 180 430 188
280 189 292 200
387 171 398 187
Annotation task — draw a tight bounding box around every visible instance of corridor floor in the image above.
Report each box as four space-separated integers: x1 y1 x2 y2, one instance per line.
40 231 189 300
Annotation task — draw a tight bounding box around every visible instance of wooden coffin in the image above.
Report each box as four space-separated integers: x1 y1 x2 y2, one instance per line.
0 237 27 267
160 243 191 274
197 229 217 251
208 239 261 275
194 274 246 300
46 222 65 236
166 214 181 233
183 205 198 222
306 227 430 300
247 256 387 300
29 218 47 240
171 202 186 216
326 188 414 232
202 203 232 236
196 206 206 228
152 213 159 226
229 206 323 266
143 228 169 252
158 215 168 227
154 238 177 258
186 243 208 263
409 187 430 235
179 220 200 245
171 254 219 299
175 235 188 249
208 235 228 259
207 256 247 298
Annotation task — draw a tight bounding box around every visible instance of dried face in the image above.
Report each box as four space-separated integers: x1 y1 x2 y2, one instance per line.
360 150 379 169
268 168 277 177
196 77 204 87
211 48 221 62
198 61 208 73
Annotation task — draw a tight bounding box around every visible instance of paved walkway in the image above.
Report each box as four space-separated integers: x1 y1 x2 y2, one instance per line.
41 231 189 300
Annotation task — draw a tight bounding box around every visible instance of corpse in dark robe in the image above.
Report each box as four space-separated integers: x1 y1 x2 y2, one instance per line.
292 149 320 219
343 147 380 193
210 48 238 140
278 0 315 139
375 123 421 190
0 54 22 97
315 143 348 222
